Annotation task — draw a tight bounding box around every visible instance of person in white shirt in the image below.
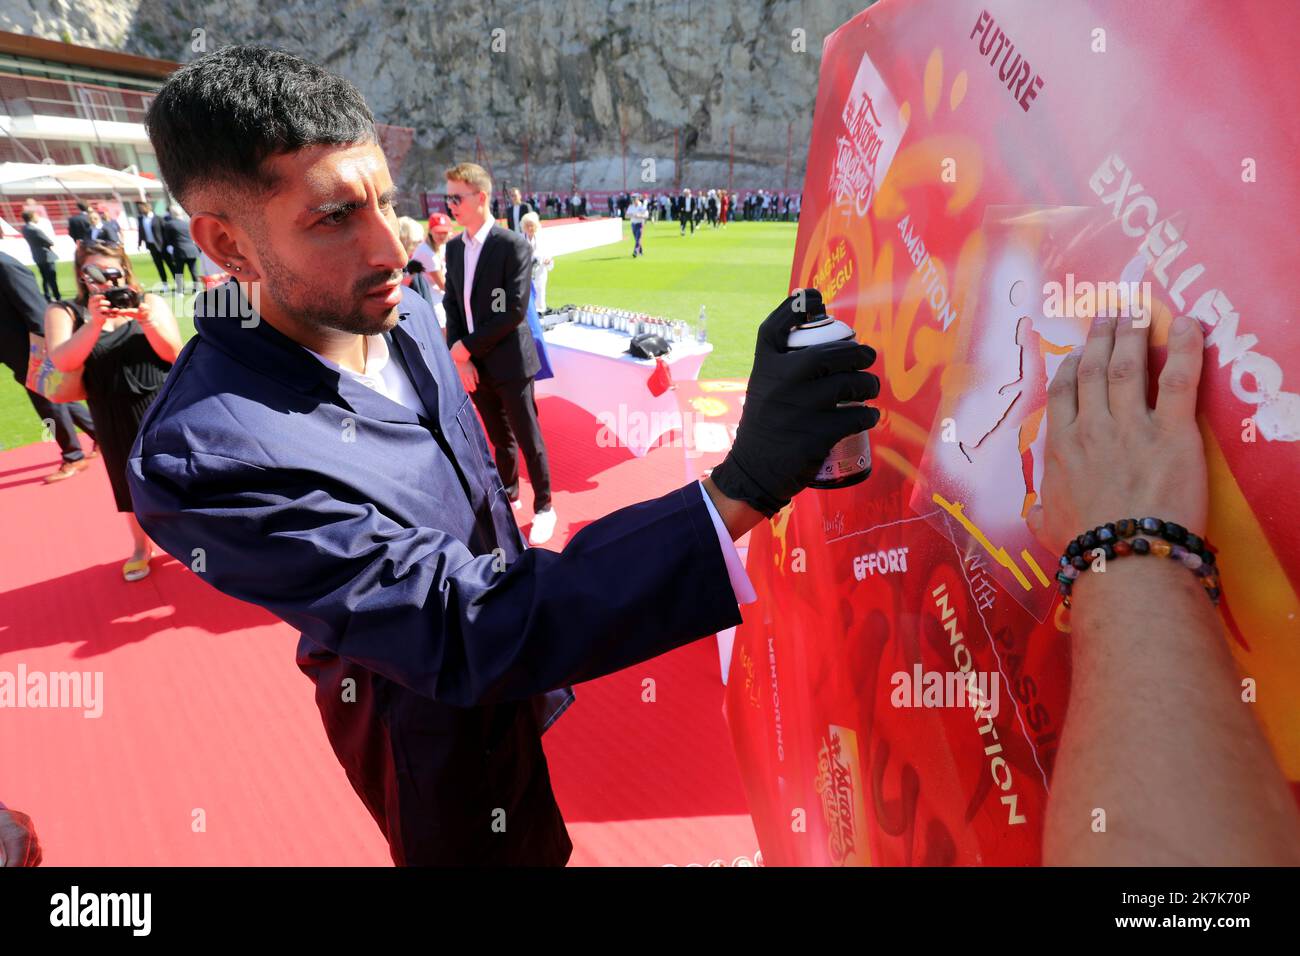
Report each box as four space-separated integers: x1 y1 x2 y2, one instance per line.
678 187 694 236
506 187 533 232
405 212 454 329
444 162 558 545
520 212 554 311
627 193 649 257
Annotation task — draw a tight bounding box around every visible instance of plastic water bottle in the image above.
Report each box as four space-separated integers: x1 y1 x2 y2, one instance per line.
696 305 708 344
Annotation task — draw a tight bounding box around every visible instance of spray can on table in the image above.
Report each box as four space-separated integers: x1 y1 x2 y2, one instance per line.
786 310 873 489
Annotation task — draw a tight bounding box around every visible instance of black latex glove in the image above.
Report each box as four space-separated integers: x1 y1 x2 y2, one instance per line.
710 289 880 517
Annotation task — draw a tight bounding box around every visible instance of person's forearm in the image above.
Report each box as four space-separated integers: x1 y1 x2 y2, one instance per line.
49 319 100 371
141 321 181 362
702 476 764 540
1044 557 1300 865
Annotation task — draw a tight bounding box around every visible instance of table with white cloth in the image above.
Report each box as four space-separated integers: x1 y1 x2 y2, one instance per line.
534 322 712 458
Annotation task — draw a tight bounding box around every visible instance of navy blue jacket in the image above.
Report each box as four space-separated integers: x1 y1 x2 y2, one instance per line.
128 281 742 864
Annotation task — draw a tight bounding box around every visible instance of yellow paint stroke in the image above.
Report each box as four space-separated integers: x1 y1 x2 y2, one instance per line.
1200 417 1300 778
1021 549 1051 587
882 408 931 448
949 70 968 111
875 443 918 483
770 500 795 571
932 492 1032 591
923 48 943 120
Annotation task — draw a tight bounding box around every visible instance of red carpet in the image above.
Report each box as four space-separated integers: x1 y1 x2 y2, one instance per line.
0 395 757 866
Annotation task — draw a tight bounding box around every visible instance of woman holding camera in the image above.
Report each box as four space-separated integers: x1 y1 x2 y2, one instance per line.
45 241 182 582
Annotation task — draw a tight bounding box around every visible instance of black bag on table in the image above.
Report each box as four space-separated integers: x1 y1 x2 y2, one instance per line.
627 333 670 359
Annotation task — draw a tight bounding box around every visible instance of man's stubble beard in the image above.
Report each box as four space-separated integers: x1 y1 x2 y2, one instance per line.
255 234 399 336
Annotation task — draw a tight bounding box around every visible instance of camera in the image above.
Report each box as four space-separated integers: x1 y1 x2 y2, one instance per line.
105 285 142 310
82 265 141 310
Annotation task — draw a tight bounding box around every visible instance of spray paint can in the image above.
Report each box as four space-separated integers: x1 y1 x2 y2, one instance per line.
786 312 872 489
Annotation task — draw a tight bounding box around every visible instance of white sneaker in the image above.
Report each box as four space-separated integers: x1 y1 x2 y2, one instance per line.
529 508 558 546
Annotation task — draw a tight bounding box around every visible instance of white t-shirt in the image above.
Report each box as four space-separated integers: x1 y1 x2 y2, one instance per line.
411 240 446 302
304 333 430 419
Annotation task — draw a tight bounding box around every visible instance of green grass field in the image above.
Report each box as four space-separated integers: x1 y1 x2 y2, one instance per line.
546 219 797 377
0 220 797 452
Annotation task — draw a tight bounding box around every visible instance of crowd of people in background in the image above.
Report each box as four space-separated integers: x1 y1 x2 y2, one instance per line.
465 187 802 224
16 197 205 300
3 195 184 584
427 184 802 262
3 174 797 581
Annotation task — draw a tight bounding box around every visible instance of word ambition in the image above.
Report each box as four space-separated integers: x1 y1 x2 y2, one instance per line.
970 9 1045 113
897 215 959 332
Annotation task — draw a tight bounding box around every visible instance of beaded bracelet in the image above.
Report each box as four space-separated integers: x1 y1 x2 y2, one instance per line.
1056 517 1220 608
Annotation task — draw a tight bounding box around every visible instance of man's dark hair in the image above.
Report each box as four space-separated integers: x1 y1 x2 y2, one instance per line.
22 210 35 223
145 44 377 210
76 201 88 212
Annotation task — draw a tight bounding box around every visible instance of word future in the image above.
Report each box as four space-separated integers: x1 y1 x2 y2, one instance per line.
970 9 1045 112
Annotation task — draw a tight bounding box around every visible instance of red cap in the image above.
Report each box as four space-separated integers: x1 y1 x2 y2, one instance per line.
427 212 453 233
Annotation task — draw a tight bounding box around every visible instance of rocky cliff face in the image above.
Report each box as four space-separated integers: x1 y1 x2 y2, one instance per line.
1 0 874 196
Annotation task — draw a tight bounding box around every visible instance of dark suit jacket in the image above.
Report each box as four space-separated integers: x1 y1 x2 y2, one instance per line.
127 281 741 864
137 214 164 250
0 251 48 383
506 202 534 232
443 224 540 383
21 224 56 266
88 221 120 244
67 213 90 244
162 216 199 260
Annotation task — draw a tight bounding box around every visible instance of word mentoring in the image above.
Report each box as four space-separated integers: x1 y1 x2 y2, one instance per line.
0 665 103 718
